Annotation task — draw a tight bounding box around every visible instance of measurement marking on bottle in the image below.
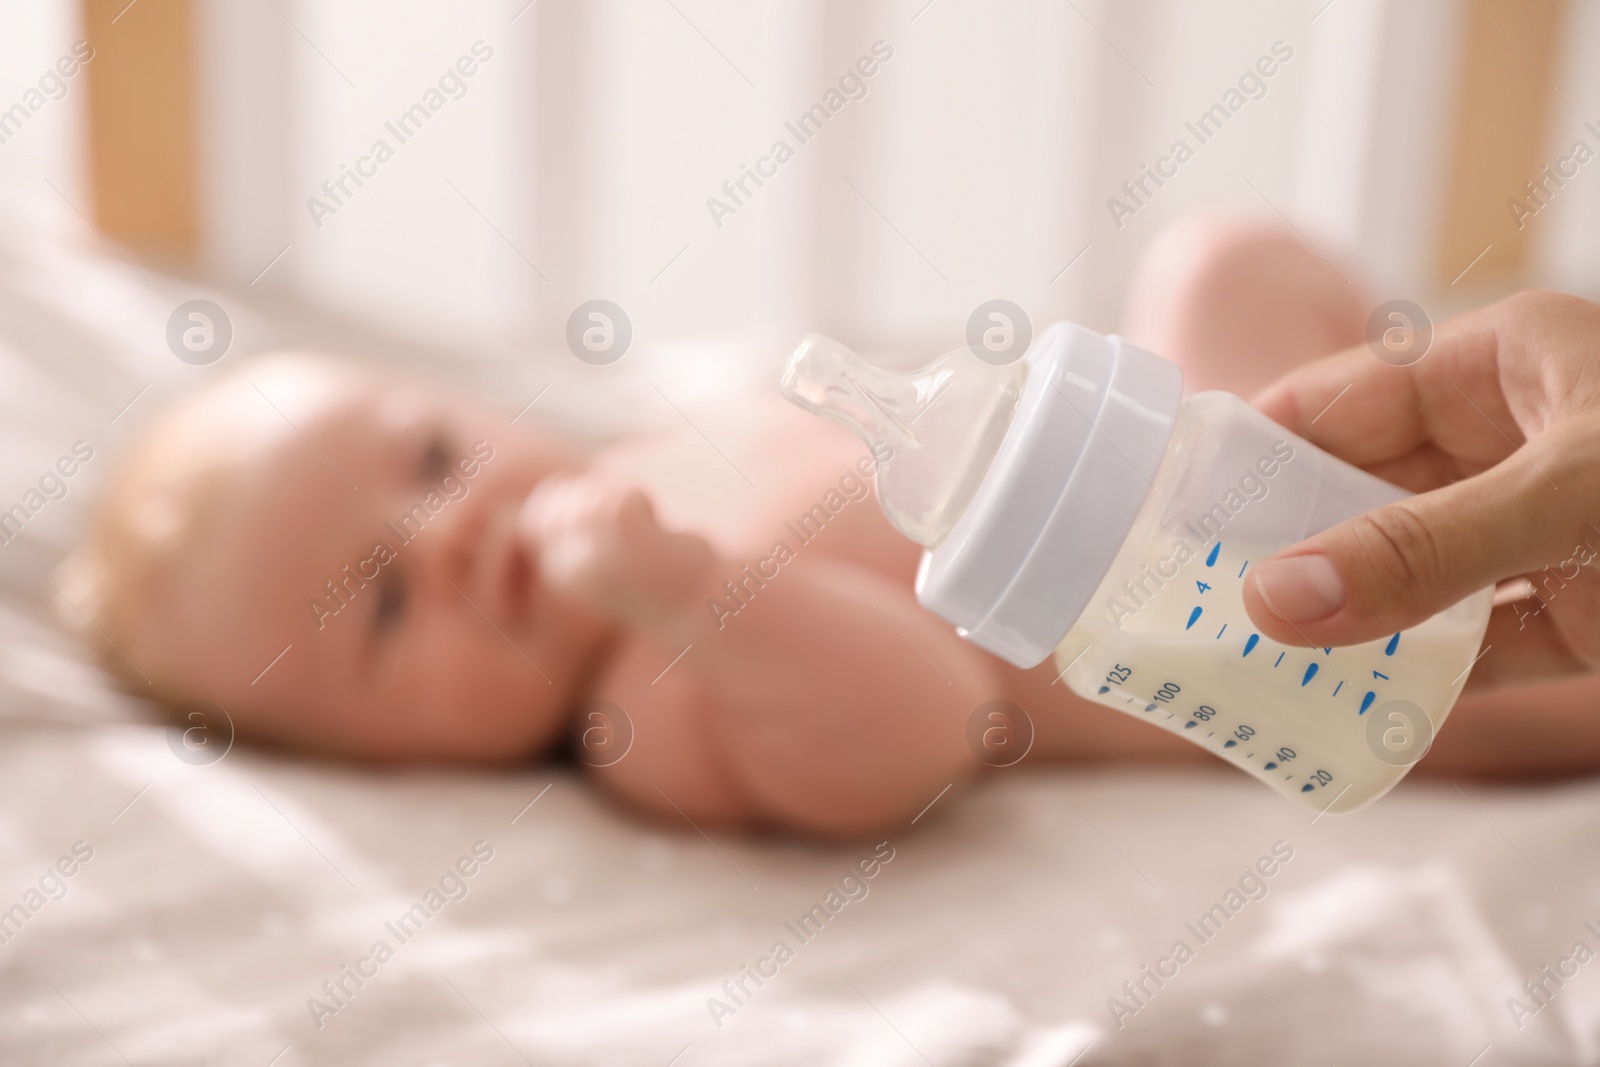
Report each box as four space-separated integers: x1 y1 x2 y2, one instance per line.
1237 560 1249 578
1332 680 1343 697
1098 686 1109 695
1206 543 1222 567
1359 691 1376 714
1274 652 1285 668
1301 662 1319 687
1216 623 1228 639
1186 606 1203 630
1301 783 1315 792
1373 670 1389 681
1243 634 1259 657
1223 739 1237 748
1385 633 1401 656
1264 761 1278 770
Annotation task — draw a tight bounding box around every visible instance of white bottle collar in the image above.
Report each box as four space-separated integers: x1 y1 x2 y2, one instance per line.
914 323 1184 667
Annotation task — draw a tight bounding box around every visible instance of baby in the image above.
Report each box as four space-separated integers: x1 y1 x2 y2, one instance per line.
66 218 1600 836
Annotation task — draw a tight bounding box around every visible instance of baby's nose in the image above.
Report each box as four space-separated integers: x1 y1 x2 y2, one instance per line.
408 487 536 625
387 486 483 587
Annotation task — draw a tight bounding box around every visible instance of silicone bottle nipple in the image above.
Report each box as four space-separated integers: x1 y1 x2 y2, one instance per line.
780 334 1026 547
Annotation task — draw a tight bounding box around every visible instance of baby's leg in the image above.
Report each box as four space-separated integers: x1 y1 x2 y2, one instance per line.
1121 213 1367 395
1123 214 1600 779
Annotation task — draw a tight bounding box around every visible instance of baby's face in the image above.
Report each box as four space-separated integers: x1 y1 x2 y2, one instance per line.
140 364 612 764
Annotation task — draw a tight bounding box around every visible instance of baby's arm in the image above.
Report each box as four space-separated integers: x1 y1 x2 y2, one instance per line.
522 476 998 837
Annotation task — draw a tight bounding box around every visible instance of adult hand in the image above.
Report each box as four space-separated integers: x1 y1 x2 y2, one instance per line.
1242 290 1600 689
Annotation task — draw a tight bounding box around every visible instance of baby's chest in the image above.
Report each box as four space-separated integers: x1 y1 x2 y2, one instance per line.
594 399 883 559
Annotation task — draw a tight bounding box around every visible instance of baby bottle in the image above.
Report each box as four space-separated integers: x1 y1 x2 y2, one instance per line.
780 323 1493 813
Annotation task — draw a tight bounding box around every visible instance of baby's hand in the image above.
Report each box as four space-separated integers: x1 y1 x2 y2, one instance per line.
518 474 715 630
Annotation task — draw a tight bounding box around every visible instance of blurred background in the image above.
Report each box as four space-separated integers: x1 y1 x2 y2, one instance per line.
3 0 1595 384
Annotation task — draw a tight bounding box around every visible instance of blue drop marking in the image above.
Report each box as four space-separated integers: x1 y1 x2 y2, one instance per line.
1216 623 1228 639
1274 651 1285 668
1264 761 1279 771
1301 783 1315 793
1223 739 1237 748
1186 606 1203 630
1301 662 1319 687
1237 560 1249 578
1332 680 1343 697
1206 543 1221 567
1144 704 1157 712
1385 633 1401 656
1243 634 1260 657
1098 686 1110 695
1359 691 1376 715
1184 721 1197 729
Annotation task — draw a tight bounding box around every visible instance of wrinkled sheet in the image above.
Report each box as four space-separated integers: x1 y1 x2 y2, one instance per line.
0 222 1597 1065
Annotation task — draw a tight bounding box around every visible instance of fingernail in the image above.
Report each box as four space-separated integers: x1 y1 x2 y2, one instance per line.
1250 553 1346 623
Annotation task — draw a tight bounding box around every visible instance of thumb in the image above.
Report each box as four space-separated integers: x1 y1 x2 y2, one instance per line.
1242 451 1570 647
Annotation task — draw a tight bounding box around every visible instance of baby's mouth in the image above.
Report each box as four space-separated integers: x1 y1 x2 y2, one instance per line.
502 538 534 620
475 504 539 625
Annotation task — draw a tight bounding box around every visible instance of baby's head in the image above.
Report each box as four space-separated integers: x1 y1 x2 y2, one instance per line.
67 354 613 764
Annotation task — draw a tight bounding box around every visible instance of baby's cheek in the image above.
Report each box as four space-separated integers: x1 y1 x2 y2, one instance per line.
415 629 565 762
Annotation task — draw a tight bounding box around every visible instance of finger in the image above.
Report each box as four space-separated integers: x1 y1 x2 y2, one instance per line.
1242 424 1597 647
520 473 592 532
1251 293 1559 478
612 486 657 532
1360 442 1487 496
517 480 586 564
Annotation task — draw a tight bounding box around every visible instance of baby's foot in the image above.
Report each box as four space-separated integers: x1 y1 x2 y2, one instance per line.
518 473 715 630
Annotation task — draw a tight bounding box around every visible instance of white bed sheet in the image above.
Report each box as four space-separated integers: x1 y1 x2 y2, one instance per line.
0 220 1597 1066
